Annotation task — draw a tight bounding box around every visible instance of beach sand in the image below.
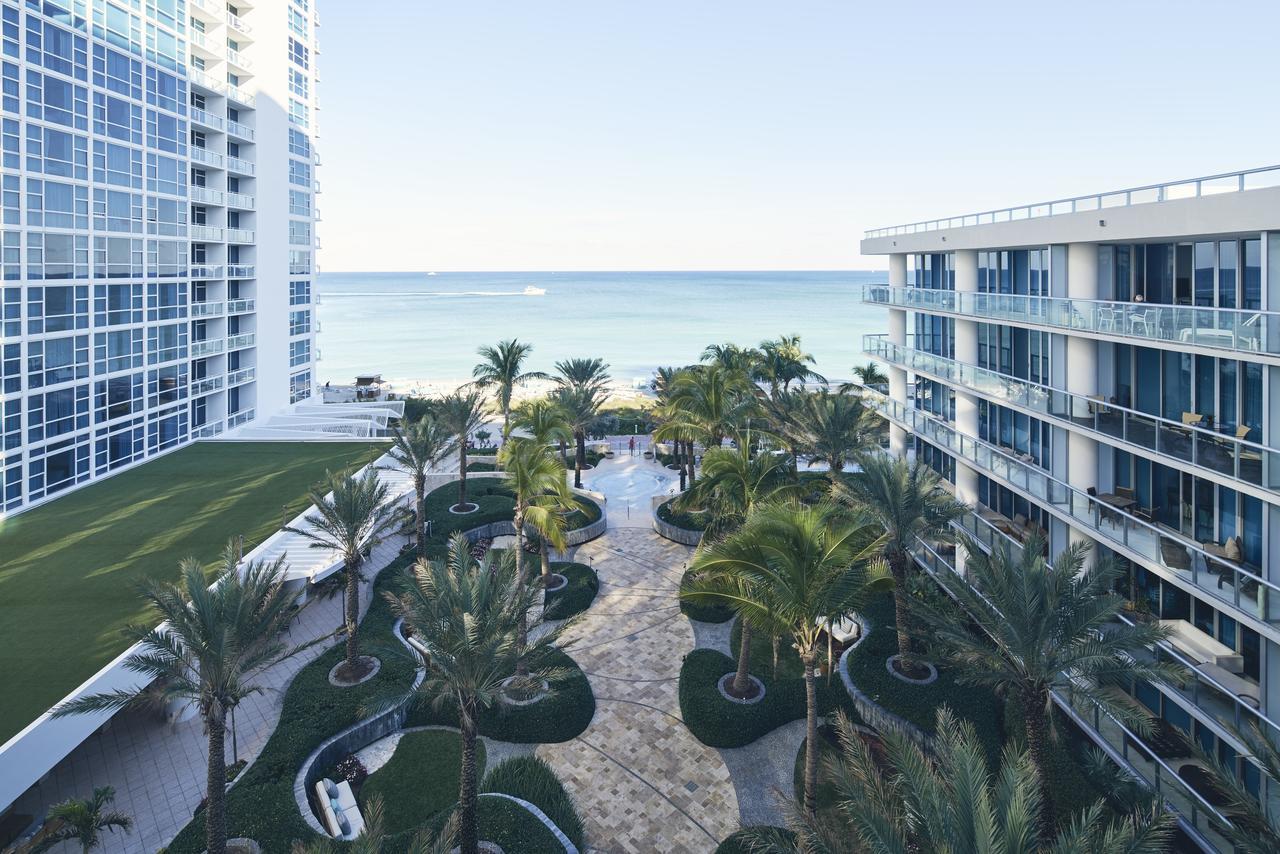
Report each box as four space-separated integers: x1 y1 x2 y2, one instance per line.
323 375 656 408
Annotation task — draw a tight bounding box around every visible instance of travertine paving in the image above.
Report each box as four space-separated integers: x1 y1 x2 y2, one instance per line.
537 525 739 853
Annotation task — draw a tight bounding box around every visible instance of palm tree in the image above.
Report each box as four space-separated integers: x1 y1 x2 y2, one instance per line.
287 469 396 679
701 342 760 376
848 361 888 388
754 335 825 394
683 501 887 818
665 364 756 463
797 390 875 490
383 417 456 557
756 387 807 476
912 535 1185 835
552 384 606 489
31 787 132 854
290 796 456 854
472 339 547 439
513 397 573 468
386 537 570 854
437 388 489 511
52 551 299 854
679 445 798 539
839 453 967 668
554 356 611 395
1192 720 1280 852
741 708 1174 854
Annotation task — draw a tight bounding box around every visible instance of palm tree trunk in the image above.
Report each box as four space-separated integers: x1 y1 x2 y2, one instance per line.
575 430 586 489
458 702 480 854
414 475 427 557
801 651 819 819
540 538 551 582
686 441 696 486
205 709 228 854
732 620 752 695
772 634 780 679
458 445 469 508
887 549 914 664
345 553 361 669
514 508 528 678
558 438 569 469
1023 689 1057 837
676 440 687 491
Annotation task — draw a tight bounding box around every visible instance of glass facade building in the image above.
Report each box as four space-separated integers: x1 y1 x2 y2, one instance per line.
1 0 320 514
860 169 1280 851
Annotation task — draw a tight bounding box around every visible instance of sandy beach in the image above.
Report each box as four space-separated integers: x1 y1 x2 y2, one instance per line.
323 375 657 408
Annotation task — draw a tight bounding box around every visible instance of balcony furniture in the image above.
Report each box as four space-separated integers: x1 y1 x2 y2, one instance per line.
314 779 365 840
1116 486 1136 501
1129 308 1157 335
1156 524 1192 571
1180 411 1207 429
1196 662 1260 709
1158 619 1244 673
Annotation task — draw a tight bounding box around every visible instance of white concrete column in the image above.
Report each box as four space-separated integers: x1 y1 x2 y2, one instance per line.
953 249 979 367
1064 243 1100 570
887 253 910 456
889 253 907 288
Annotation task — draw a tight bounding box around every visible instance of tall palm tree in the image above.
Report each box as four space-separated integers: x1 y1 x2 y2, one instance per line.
756 387 807 476
839 453 967 667
742 708 1174 854
552 384 606 489
513 397 573 468
31 786 132 854
666 364 756 453
383 416 456 557
754 335 825 394
701 342 760 376
437 388 488 510
554 356 611 395
912 535 1185 835
386 537 570 854
52 550 299 854
679 445 798 539
847 361 888 389
1192 720 1280 852
683 501 887 818
290 796 457 854
797 390 875 490
287 469 396 678
472 339 547 439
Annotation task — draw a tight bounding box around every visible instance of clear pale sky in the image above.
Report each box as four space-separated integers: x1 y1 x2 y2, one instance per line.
316 1 1279 272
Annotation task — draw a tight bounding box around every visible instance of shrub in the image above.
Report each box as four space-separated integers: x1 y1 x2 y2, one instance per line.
420 480 602 554
543 562 599 620
359 730 483 835
656 497 709 532
715 827 795 853
482 756 584 850
386 796 563 854
678 568 734 624
466 461 497 472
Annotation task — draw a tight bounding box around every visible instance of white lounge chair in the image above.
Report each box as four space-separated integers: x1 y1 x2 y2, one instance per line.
315 778 366 840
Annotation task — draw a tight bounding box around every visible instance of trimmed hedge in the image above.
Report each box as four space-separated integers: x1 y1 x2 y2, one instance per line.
678 568 734 624
422 480 602 554
678 648 859 748
386 796 564 854
466 461 497 472
482 756 584 850
543 562 599 620
715 827 795 853
656 498 710 533
360 730 485 835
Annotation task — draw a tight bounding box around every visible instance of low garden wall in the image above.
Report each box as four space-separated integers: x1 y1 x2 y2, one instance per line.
456 515 607 548
481 792 579 854
650 496 703 546
836 625 932 752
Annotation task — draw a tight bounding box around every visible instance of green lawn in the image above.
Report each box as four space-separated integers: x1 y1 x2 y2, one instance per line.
359 730 484 835
0 441 383 744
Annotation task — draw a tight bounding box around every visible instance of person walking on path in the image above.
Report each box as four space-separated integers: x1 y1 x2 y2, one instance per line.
629 436 636 457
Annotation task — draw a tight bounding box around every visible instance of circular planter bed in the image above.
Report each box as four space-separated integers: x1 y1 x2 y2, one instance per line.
717 673 765 704
543 562 599 620
540 573 568 593
886 655 938 685
448 502 480 515
328 655 381 687
499 676 551 707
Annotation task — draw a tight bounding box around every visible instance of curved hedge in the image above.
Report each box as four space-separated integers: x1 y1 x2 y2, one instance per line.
655 497 709 532
389 796 564 854
715 827 795 853
482 756 585 851
422 480 603 557
677 568 734 624
543 562 599 620
678 648 858 748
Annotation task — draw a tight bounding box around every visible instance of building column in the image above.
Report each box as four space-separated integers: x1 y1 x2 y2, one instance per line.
887 253 909 457
1065 243 1100 566
951 250 981 574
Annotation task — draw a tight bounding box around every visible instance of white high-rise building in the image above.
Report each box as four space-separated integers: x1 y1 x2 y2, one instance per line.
1 0 320 516
859 167 1280 851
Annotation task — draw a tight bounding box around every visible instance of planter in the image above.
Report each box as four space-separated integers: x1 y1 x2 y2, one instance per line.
448 503 480 515
541 573 569 593
499 676 550 707
716 673 766 705
886 655 938 685
328 655 382 687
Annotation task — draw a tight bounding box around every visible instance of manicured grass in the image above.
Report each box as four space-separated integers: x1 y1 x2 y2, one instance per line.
542 562 599 620
0 440 383 744
359 730 485 835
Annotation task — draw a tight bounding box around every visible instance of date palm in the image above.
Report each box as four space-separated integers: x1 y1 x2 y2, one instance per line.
797 390 875 490
31 786 132 854
385 537 570 854
52 549 299 854
438 388 489 510
513 397 573 468
383 417 456 557
287 469 396 677
742 708 1173 854
552 384 606 489
472 339 547 439
683 501 887 818
839 452 966 667
912 534 1185 836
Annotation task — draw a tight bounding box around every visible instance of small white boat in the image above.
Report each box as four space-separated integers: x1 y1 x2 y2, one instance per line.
426 271 438 276
523 285 546 296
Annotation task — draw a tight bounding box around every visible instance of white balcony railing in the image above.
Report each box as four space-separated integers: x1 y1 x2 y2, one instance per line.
225 156 255 175
228 408 256 428
192 421 225 439
189 186 225 206
225 48 252 70
188 67 225 94
190 376 224 396
190 147 224 168
189 301 224 318
190 339 225 358
226 332 256 350
227 264 255 278
225 191 255 209
190 0 220 18
189 224 224 242
226 11 252 35
189 264 224 279
225 118 255 141
226 298 255 314
226 227 254 243
225 82 255 107
188 107 224 132
227 367 255 386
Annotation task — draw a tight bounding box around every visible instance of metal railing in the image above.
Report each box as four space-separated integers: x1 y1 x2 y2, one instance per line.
865 164 1280 238
192 421 225 439
189 301 224 318
225 82 255 107
862 284 1279 359
226 298 255 314
226 367 255 386
857 384 1280 624
865 334 1278 492
226 156 255 175
228 408 255 428
190 147 224 168
190 339 224 358
190 376 224 396
189 264 224 279
226 332 255 350
225 118 255 141
226 227 254 243
188 107 224 131
226 191 255 209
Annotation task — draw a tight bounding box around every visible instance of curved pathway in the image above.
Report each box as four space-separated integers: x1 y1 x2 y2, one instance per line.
536 454 738 853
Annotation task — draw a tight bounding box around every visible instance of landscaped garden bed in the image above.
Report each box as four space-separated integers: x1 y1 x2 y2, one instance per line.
421 480 604 557
542 562 599 620
677 568 734 623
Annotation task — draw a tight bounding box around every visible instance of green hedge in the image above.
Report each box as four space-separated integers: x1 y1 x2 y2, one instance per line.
359 730 484 835
466 461 497 472
656 498 709 532
678 648 859 748
422 480 602 554
482 756 584 850
678 568 734 624
715 827 795 853
384 796 564 854
543 562 599 620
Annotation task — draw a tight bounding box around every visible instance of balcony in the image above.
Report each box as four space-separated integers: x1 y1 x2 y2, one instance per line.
861 285 1280 362
226 227 254 244
192 421 225 439
189 224 224 242
226 332 255 350
190 147 225 168
189 301 224 318
225 118 255 141
225 82 256 107
856 385 1280 625
227 367 255 386
226 298 255 314
188 67 225 95
226 191 255 209
226 11 252 37
228 408 255 428
227 264 255 279
189 0 221 20
191 339 225 358
189 186 225 206
864 335 1279 495
225 48 252 71
188 107 224 133
190 264 224 279
190 376 224 396
226 156 255 176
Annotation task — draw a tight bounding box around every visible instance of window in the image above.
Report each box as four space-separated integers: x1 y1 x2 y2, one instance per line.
27 71 89 130
25 125 88 180
289 220 311 245
288 67 308 98
93 92 142 143
93 139 142 188
289 309 310 335
288 37 309 69
289 250 311 275
95 328 143 373
290 370 312 403
288 127 311 158
147 322 186 364
289 280 311 305
288 7 308 37
288 98 309 128
289 338 310 366
146 153 185 195
289 159 312 187
27 179 89 229
289 189 311 216
93 189 142 233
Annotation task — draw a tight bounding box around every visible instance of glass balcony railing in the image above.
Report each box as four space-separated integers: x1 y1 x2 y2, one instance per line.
861 284 1280 359
226 332 255 350
188 107 224 131
227 264 255 278
190 376 223 396
225 48 252 70
228 408 255 428
226 228 254 243
189 186 225 205
190 339 224 358
225 117 255 141
856 385 1280 624
189 301 224 318
189 224 224 242
189 0 220 18
864 334 1279 492
226 191 255 209
190 264 224 279
192 421 225 439
226 10 252 35
190 147 224 168
226 156 255 175
225 82 256 107
188 67 224 94
227 367 255 386
226 298 255 314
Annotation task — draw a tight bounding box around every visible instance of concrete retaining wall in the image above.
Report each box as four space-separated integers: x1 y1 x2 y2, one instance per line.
650 496 703 546
836 624 933 752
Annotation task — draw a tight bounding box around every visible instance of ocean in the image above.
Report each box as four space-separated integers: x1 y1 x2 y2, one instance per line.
315 271 887 393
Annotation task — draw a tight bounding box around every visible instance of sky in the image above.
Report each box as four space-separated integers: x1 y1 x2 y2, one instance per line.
316 1 1280 272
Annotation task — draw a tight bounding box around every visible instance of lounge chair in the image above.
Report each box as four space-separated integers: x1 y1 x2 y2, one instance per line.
315 778 365 840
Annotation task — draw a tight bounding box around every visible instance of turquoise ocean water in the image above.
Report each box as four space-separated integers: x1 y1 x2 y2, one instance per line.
316 271 887 390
